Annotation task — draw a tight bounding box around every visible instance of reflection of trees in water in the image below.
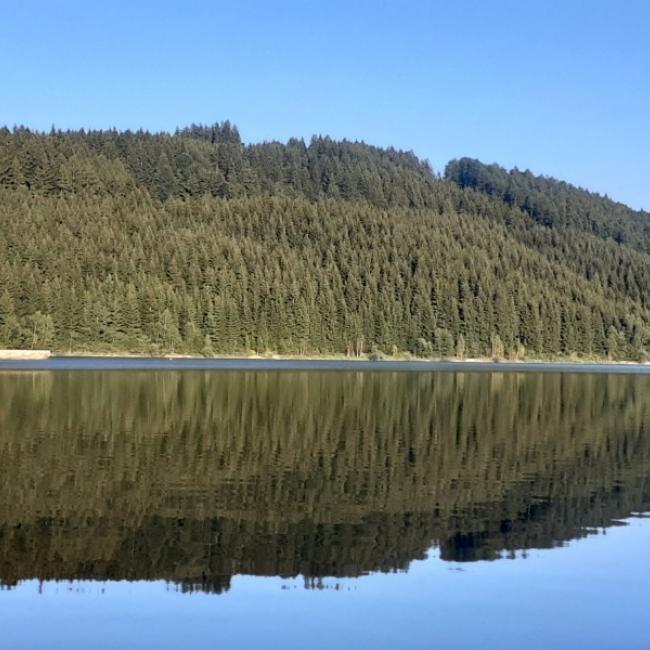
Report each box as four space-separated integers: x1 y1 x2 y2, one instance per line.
0 370 648 592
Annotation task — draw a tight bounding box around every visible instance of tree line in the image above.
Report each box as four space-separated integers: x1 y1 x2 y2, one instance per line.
1 123 649 359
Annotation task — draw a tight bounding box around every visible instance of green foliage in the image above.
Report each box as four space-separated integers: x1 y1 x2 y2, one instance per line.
0 124 649 359
445 157 650 253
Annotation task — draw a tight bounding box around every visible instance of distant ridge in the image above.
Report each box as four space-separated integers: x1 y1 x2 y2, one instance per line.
445 157 650 253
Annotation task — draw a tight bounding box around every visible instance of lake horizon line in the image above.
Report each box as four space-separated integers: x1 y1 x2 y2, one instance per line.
2 356 650 374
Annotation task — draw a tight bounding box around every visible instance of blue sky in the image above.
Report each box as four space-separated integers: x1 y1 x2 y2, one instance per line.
2 0 648 209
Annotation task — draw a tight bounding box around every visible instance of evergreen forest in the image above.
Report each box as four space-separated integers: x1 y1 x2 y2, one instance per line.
1 122 649 360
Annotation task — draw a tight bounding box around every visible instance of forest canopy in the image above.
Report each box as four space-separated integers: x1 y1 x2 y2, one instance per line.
1 122 649 360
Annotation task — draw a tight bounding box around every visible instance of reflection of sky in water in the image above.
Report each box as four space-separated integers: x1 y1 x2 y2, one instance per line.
3 517 649 650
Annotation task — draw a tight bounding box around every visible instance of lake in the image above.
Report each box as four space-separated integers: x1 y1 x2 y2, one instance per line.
1 363 649 649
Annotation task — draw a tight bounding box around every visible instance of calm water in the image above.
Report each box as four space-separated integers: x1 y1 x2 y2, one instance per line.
1 365 649 649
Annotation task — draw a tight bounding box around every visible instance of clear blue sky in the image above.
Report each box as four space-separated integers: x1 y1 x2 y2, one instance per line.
2 0 648 209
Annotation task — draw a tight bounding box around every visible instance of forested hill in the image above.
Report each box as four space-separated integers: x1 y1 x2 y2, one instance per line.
1 123 649 360
445 157 650 253
0 123 438 206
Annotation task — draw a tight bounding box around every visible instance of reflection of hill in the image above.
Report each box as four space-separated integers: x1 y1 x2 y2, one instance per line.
0 370 648 592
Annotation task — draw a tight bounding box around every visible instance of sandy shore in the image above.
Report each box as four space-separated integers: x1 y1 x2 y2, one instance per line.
0 350 51 360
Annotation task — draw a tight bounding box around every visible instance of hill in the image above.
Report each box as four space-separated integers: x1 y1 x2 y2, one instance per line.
445 157 650 253
0 123 649 360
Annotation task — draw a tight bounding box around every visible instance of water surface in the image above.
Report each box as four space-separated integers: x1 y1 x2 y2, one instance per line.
2 356 650 373
1 368 648 648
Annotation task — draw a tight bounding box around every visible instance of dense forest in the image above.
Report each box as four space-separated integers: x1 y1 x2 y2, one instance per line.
1 122 649 359
1 371 648 591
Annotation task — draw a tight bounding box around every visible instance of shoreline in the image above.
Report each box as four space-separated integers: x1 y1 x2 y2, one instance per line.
1 353 650 374
28 350 650 366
